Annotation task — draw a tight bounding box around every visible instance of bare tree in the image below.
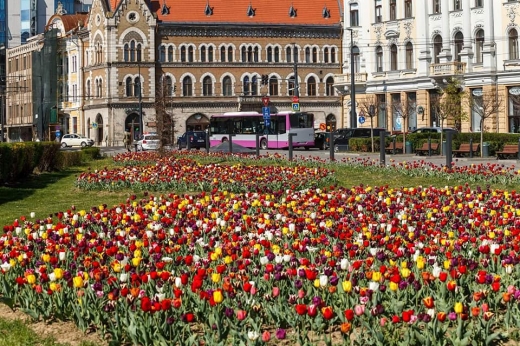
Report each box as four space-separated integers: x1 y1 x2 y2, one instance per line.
358 94 380 152
429 78 466 154
155 77 176 153
466 89 504 157
392 95 417 152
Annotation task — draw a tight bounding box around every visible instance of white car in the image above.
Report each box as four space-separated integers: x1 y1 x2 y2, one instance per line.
60 134 94 148
136 133 160 151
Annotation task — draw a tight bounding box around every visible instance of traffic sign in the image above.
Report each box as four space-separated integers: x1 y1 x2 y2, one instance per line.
262 96 270 106
292 96 299 103
358 116 365 124
292 103 300 111
262 106 271 119
264 118 271 127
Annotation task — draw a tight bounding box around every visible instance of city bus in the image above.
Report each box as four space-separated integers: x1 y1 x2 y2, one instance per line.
208 111 315 149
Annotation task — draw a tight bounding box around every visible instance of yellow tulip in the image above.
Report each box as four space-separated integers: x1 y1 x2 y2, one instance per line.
132 257 141 267
389 282 398 291
73 276 84 288
444 260 451 270
212 273 221 283
401 268 411 278
454 302 463 314
342 280 352 293
213 290 223 304
372 272 382 282
42 254 50 263
26 274 36 285
49 282 59 292
314 279 320 288
54 268 64 280
224 255 233 264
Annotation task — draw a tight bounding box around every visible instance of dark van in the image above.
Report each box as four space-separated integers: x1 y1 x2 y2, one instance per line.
333 128 387 152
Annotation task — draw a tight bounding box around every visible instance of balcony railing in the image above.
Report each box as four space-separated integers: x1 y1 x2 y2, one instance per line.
429 62 466 76
334 72 368 84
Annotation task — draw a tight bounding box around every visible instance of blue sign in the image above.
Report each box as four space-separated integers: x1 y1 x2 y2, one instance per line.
55 130 61 138
358 116 365 124
292 103 300 111
262 106 271 119
264 119 271 127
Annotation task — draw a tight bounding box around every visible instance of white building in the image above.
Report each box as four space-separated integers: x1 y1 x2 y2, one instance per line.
336 0 520 133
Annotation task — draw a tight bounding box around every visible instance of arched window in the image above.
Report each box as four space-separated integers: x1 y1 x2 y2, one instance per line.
227 47 233 62
305 47 311 63
269 76 278 96
330 47 336 63
130 41 136 62
220 46 226 62
307 76 317 96
208 46 213 62
124 44 129 62
164 75 173 96
454 32 464 62
376 46 383 72
183 76 193 96
251 75 258 95
168 46 174 62
96 79 102 98
325 76 334 96
247 47 253 62
352 46 360 73
288 75 295 96
203 76 212 96
201 46 206 62
274 47 279 62
222 76 232 96
510 29 519 60
241 47 246 62
286 47 292 63
243 76 250 95
405 42 414 69
433 35 443 64
324 48 329 63
312 47 318 63
253 47 259 62
86 80 91 98
136 43 142 62
126 77 132 96
475 30 484 64
267 47 273 62
160 46 166 62
188 46 194 62
134 77 140 97
390 44 398 70
181 46 186 62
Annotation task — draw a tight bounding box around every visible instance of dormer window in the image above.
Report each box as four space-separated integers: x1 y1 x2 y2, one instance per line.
161 3 169 15
247 4 255 17
322 6 330 18
205 2 213 16
289 5 297 18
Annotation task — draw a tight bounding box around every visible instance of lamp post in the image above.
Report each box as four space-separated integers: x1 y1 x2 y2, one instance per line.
137 57 143 138
346 28 356 128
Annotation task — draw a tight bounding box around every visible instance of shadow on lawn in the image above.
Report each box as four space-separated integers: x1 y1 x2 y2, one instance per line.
0 168 83 207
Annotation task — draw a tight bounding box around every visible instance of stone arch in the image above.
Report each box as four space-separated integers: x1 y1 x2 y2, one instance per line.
186 113 210 131
125 113 141 140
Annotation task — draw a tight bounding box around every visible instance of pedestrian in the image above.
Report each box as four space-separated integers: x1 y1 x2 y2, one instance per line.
123 130 131 152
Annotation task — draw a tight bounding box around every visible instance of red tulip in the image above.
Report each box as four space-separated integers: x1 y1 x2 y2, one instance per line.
344 309 354 321
439 272 448 282
492 281 500 292
141 296 152 312
437 312 447 322
295 304 307 316
447 280 457 291
402 310 414 323
308 304 318 317
423 296 434 309
321 306 334 320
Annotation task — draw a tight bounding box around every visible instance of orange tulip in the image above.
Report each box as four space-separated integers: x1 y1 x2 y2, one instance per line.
471 306 480 317
340 322 351 334
503 292 511 303
423 296 434 309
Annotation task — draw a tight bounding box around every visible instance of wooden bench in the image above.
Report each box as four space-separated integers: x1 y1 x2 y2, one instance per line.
453 143 480 157
384 141 404 154
496 144 519 159
415 142 439 156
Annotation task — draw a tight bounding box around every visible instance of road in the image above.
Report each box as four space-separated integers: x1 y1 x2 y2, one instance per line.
96 145 520 168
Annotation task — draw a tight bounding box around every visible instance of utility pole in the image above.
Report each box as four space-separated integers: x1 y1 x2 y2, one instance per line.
138 56 143 138
347 28 356 128
293 43 299 98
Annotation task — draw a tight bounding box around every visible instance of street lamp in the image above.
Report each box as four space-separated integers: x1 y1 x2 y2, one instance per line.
138 58 143 137
346 28 356 128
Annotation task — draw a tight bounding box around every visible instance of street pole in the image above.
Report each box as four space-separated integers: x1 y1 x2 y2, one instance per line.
348 28 356 128
138 58 143 138
293 43 299 98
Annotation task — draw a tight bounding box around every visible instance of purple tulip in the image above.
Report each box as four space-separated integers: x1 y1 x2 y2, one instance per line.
275 329 286 340
448 312 457 321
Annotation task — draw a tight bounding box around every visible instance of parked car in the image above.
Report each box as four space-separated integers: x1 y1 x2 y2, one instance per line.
60 134 94 148
177 131 207 150
136 133 160 151
333 128 387 152
306 131 330 150
411 127 459 134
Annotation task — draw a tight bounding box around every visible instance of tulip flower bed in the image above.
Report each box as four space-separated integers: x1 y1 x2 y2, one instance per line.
2 182 520 345
75 155 335 193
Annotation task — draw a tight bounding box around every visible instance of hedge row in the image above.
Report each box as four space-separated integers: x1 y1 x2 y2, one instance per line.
0 142 101 184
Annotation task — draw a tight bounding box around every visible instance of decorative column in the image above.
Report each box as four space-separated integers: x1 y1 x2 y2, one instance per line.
416 0 431 76
459 0 473 69
482 0 496 71
438 0 452 62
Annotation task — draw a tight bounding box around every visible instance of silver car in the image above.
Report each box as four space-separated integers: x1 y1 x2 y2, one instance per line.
60 134 94 148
